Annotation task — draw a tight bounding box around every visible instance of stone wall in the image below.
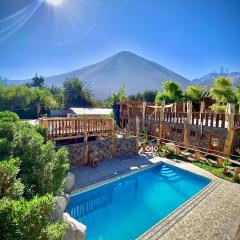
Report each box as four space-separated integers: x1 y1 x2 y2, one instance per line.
65 136 138 168
151 122 228 152
187 125 227 151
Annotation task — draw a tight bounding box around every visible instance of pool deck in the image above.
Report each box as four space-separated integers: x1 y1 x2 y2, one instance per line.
70 155 240 240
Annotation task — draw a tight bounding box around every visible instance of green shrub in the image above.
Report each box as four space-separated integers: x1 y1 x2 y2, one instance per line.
0 111 69 239
12 127 69 198
0 111 19 123
0 158 24 200
0 138 11 156
0 195 67 240
158 144 175 159
210 103 226 113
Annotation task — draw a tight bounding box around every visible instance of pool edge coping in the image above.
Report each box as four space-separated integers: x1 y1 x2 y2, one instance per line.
137 178 220 239
70 159 213 197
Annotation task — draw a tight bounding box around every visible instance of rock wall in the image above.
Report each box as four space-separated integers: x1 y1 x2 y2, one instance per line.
65 143 85 167
65 136 138 168
153 122 228 152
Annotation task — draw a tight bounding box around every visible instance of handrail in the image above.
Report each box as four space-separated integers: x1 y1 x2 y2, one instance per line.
39 117 114 140
123 111 240 128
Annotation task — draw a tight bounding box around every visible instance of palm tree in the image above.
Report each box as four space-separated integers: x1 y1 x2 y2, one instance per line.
63 78 93 107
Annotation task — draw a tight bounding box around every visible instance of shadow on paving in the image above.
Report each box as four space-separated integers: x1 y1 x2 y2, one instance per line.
71 154 155 192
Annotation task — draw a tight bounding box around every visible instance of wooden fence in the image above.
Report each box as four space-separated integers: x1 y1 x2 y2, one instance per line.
39 117 114 140
127 111 240 129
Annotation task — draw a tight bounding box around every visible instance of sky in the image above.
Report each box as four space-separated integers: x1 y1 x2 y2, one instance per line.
0 0 240 80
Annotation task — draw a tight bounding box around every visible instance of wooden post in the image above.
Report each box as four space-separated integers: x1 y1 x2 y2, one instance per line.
136 116 140 144
127 103 130 133
83 117 88 165
159 101 165 139
175 146 180 156
142 101 146 130
187 101 192 124
234 167 240 181
200 101 205 113
111 118 116 158
120 102 123 128
195 150 201 161
217 156 225 167
226 103 235 128
223 127 235 155
183 120 189 147
157 138 161 150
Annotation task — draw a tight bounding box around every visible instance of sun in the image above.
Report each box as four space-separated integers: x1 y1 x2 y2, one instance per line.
46 0 63 6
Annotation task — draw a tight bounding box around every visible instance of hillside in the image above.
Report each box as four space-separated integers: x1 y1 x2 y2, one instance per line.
7 51 190 99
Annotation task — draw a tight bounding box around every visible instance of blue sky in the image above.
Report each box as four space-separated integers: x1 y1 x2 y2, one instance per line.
0 0 240 80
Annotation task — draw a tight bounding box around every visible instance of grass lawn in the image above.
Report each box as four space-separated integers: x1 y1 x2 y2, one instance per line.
193 161 240 184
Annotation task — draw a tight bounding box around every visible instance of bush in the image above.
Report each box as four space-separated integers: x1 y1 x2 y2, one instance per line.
158 144 175 159
0 195 67 240
0 111 19 123
0 111 69 239
210 103 226 113
0 158 24 200
12 127 69 198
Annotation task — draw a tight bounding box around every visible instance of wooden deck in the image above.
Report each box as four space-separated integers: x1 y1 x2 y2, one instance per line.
39 117 114 140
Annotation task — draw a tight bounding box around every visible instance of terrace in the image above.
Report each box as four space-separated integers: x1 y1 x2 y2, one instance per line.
37 102 240 240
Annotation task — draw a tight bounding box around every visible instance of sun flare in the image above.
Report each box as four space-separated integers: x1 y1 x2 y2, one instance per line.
46 0 63 6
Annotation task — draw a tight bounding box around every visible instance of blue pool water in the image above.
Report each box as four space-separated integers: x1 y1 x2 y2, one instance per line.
67 163 211 240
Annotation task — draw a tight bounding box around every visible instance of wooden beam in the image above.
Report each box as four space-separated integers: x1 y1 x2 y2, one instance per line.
223 127 235 156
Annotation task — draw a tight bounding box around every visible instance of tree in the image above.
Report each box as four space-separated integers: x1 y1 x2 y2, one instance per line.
155 81 183 104
111 84 128 107
185 85 204 103
63 78 93 107
128 92 144 101
0 85 35 111
33 89 58 118
210 77 236 104
31 73 46 89
235 86 240 111
143 90 158 102
48 85 65 108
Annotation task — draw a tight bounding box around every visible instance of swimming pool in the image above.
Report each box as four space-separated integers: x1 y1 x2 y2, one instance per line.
67 163 211 240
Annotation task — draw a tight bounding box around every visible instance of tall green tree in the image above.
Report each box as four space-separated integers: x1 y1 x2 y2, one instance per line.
210 77 236 104
185 85 204 103
33 89 58 118
155 81 183 104
63 78 93 107
143 90 157 102
31 73 46 89
128 92 144 101
48 85 65 108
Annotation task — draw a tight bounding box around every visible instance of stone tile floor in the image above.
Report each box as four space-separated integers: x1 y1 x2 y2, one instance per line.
71 154 156 192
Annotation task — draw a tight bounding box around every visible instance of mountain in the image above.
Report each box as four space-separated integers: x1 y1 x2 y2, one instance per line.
192 72 240 87
7 51 190 99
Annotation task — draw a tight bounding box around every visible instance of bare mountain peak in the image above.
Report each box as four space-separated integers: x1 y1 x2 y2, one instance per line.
7 51 191 99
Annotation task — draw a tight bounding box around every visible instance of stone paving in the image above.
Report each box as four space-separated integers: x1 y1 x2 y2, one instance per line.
70 155 240 240
71 154 156 192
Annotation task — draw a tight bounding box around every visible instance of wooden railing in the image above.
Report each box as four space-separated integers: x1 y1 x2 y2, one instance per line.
39 117 114 140
148 112 240 128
